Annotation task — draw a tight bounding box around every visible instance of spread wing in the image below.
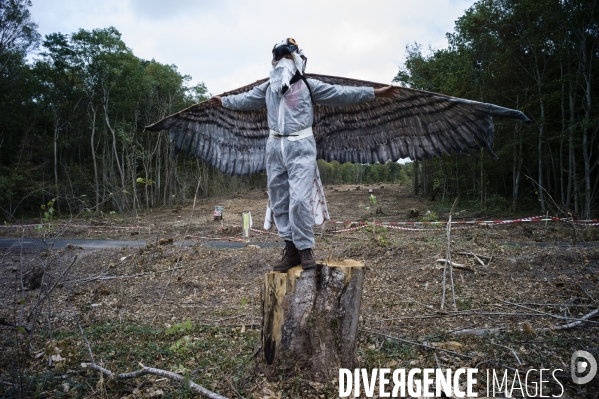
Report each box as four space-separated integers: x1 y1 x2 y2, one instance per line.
145 78 271 175
145 73 530 175
309 74 530 164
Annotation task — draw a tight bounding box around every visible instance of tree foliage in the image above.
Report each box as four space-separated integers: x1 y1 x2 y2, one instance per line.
317 160 411 186
1 0 597 219
0 0 39 72
396 0 599 217
0 12 265 219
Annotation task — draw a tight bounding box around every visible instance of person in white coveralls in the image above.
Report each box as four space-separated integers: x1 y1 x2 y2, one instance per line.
209 38 397 271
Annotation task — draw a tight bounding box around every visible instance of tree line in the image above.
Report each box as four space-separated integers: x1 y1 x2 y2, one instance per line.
396 0 598 217
1 0 597 219
317 160 412 186
0 0 267 220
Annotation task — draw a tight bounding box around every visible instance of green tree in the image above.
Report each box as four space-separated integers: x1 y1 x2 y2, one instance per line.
395 0 599 216
0 0 40 218
0 0 39 74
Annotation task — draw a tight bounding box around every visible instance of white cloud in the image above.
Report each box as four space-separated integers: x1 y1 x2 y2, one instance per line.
127 0 218 20
30 0 475 95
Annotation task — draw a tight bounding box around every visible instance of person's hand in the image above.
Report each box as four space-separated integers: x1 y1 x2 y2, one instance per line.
374 85 400 98
209 96 223 107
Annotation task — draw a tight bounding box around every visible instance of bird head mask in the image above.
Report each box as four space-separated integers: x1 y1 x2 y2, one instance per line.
271 38 307 74
270 38 307 94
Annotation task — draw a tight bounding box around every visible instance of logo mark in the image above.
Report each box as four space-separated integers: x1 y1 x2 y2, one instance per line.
571 350 597 384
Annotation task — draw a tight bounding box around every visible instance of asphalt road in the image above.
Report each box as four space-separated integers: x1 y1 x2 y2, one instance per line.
0 238 285 250
3 238 592 252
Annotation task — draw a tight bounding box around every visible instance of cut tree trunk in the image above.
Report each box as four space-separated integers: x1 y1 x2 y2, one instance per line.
257 260 364 382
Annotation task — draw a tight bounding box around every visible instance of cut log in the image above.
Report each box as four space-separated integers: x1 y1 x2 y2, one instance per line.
257 260 364 382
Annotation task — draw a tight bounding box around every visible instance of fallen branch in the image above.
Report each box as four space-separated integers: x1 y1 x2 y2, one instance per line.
375 311 552 322
576 282 596 304
496 298 599 325
491 343 522 365
359 329 472 359
451 308 599 334
82 363 228 399
66 265 186 284
455 251 493 261
436 259 475 272
545 308 599 331
450 327 504 336
455 251 489 266
516 302 594 308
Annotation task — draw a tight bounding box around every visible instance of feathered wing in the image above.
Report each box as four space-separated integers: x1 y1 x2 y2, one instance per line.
145 78 271 175
145 74 530 175
309 74 530 164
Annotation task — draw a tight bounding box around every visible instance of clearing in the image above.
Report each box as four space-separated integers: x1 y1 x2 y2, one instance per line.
1 184 598 398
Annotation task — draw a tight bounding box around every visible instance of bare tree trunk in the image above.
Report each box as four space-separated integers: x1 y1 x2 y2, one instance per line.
537 81 546 212
480 150 484 210
455 157 459 206
103 103 125 211
513 123 523 212
53 124 59 187
413 160 419 195
422 159 428 198
89 107 100 212
144 163 150 212
559 61 566 207
580 31 594 219
566 63 579 213
259 262 364 382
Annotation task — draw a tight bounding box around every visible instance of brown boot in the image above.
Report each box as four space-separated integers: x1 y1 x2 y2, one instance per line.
273 241 300 272
299 248 317 270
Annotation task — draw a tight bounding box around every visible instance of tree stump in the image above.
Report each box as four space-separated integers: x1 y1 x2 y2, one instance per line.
257 260 365 382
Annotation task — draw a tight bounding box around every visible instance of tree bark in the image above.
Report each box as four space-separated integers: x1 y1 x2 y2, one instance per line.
413 160 419 196
258 261 364 382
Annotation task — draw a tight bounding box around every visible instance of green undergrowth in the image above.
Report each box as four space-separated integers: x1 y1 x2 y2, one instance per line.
3 322 598 397
1 321 260 398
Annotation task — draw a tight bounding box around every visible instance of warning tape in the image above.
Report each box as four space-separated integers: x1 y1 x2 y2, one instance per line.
328 222 470 233
1 215 596 241
250 227 279 236
326 216 599 227
2 217 596 231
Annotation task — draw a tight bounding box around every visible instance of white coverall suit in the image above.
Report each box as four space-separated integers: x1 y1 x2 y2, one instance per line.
222 78 374 250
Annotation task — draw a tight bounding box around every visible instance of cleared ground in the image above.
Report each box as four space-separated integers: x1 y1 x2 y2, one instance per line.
1 184 598 398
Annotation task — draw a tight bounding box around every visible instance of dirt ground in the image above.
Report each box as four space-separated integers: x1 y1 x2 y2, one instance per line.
1 184 598 398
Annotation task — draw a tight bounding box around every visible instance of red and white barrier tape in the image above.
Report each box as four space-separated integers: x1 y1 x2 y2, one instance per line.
250 227 278 236
326 216 599 227
1 215 596 240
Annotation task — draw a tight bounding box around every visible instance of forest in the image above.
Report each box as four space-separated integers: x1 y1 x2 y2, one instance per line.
2 2 599 398
0 0 597 219
396 0 599 218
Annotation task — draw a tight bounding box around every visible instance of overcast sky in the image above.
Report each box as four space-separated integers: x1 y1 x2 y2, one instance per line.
30 0 477 95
